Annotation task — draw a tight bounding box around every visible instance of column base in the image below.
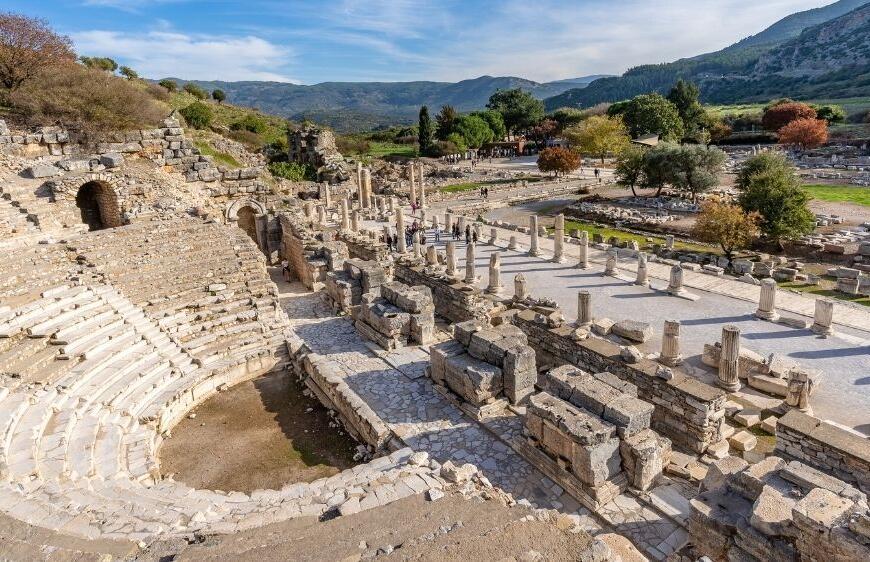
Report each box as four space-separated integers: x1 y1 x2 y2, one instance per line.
810 323 834 336
754 309 779 321
575 261 589 269
551 255 567 264
485 286 503 295
658 354 682 367
528 250 542 257
634 279 649 287
716 378 741 392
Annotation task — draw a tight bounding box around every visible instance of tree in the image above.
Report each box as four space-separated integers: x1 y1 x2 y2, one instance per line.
667 79 705 138
118 65 138 80
707 117 733 144
0 13 75 91
641 144 679 196
778 118 828 149
761 102 816 131
607 100 631 117
471 110 506 141
231 114 267 134
736 152 792 191
435 105 457 140
486 88 544 136
158 79 177 92
738 162 815 247
815 104 845 124
692 199 761 261
668 145 726 200
621 93 684 142
418 105 434 155
445 132 467 152
614 146 647 196
453 114 494 149
211 89 226 104
80 56 117 73
537 147 580 177
549 107 586 131
529 119 558 148
179 101 213 129
564 115 630 163
183 82 207 100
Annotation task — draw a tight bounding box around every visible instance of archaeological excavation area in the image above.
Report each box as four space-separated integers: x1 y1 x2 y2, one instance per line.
0 117 868 562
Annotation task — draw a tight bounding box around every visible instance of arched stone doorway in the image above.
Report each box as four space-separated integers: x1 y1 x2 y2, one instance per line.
236 205 258 243
75 181 121 231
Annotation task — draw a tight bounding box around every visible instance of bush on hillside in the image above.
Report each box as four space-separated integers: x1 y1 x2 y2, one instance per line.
227 128 263 149
179 101 212 129
761 102 816 131
268 161 316 182
183 83 207 100
10 62 163 133
231 114 268 134
335 135 371 155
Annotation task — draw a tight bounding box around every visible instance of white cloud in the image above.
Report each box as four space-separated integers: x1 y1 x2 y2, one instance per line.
72 30 297 82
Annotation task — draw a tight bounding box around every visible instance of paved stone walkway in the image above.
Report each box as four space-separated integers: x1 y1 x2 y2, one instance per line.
273 275 688 560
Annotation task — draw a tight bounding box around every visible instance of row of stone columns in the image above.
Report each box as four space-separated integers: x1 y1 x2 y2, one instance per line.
408 163 426 209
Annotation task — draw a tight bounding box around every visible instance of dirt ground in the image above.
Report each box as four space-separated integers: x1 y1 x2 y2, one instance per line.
142 492 597 562
158 370 359 492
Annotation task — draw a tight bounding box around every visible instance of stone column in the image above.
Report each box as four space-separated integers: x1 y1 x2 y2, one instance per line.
350 210 359 233
755 279 779 321
446 241 457 277
528 215 541 256
388 197 396 213
458 216 466 234
409 165 417 207
464 242 476 284
659 320 682 366
473 223 482 241
356 161 363 202
319 182 331 207
396 209 406 253
577 290 592 326
362 169 372 209
426 244 438 266
432 215 439 230
489 228 497 245
667 264 685 295
412 231 421 257
717 325 741 392
508 236 517 250
576 230 589 269
341 199 350 231
420 210 427 226
304 201 315 222
811 298 835 335
785 370 814 414
486 252 503 294
552 214 565 263
418 163 426 209
514 273 528 300
317 205 326 225
604 250 618 276
635 252 649 286
445 212 452 232
665 235 674 250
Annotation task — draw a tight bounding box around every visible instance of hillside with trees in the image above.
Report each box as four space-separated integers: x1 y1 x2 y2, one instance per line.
545 0 870 109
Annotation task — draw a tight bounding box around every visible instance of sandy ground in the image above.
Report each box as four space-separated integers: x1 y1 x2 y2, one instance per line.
159 370 359 492
142 493 596 562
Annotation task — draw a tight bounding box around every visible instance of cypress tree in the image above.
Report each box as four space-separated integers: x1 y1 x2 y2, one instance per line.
418 105 433 156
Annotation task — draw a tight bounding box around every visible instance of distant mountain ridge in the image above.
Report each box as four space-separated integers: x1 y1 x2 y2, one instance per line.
544 0 870 109
166 75 609 132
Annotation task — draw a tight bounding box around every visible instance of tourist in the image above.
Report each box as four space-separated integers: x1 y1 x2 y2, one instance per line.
465 225 471 243
281 259 290 282
472 229 478 244
434 226 441 242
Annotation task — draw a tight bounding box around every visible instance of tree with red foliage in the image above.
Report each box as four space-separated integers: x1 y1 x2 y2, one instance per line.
0 12 75 92
537 147 580 177
761 102 816 132
777 118 829 149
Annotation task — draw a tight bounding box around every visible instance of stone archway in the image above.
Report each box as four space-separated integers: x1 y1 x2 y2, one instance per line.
75 180 122 231
236 205 258 242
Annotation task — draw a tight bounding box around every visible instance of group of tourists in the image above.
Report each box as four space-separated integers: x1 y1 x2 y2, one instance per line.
451 223 477 244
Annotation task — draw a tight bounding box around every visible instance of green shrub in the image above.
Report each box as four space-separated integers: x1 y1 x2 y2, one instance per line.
183 83 207 100
179 101 213 129
228 128 263 149
268 161 316 182
231 114 268 134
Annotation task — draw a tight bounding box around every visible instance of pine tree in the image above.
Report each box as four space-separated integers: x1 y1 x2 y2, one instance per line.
418 105 433 156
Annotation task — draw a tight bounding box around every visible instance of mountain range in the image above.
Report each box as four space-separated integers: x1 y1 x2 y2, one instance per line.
165 75 608 132
545 0 870 109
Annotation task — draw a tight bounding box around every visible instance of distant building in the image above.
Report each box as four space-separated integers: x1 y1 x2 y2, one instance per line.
630 134 660 148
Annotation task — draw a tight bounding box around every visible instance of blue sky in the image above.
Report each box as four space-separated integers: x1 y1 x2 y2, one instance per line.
6 0 831 84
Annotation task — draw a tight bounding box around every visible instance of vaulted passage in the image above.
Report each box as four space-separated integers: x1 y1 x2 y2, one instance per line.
75 181 121 231
237 205 258 243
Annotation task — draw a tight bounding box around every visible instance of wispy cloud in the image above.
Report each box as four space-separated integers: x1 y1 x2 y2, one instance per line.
81 0 189 13
72 29 297 82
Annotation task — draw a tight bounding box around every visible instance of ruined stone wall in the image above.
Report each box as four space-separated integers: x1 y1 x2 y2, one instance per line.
394 264 494 324
775 410 870 494
511 309 726 454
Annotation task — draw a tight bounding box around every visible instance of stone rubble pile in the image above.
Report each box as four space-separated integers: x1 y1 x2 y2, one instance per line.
355 281 436 350
324 258 388 315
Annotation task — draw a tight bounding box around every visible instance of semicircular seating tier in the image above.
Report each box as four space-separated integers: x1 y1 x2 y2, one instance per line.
0 218 429 542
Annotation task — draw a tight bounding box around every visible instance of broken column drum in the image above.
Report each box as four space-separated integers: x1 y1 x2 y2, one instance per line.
514 273 528 300
811 298 835 336
667 264 684 295
659 320 682 366
576 231 589 269
486 252 503 294
604 250 618 276
785 370 814 414
509 236 517 250
446 241 457 277
635 253 649 286
396 209 407 253
464 242 477 284
341 199 350 231
755 278 779 321
528 215 541 256
553 214 565 263
426 245 438 266
577 290 592 326
350 210 360 233
717 325 741 392
489 228 497 245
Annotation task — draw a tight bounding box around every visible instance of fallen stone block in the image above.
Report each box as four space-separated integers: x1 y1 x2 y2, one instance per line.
611 320 653 343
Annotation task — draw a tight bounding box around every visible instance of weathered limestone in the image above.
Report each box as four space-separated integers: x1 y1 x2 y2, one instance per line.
576 230 589 269
635 253 648 286
785 369 815 414
396 208 406 253
412 230 421 257
755 278 779 321
409 164 417 207
665 234 674 250
350 210 360 233
486 252 503 295
445 212 452 232
319 182 331 207
417 163 426 209
552 214 566 263
446 241 458 277
514 273 529 300
811 298 835 336
429 320 537 407
717 325 742 392
509 235 518 250
361 168 372 208
325 258 388 314
355 281 435 349
464 242 477 284
317 205 326 225
489 227 497 245
425 244 438 267
659 320 682 367
667 264 684 295
604 250 618 276
341 198 350 231
577 290 592 326
528 215 541 256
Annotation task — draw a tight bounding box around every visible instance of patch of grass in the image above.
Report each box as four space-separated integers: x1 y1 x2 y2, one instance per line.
558 219 720 254
801 184 870 207
778 280 870 307
439 177 545 194
366 141 417 158
194 140 241 168
170 92 290 147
